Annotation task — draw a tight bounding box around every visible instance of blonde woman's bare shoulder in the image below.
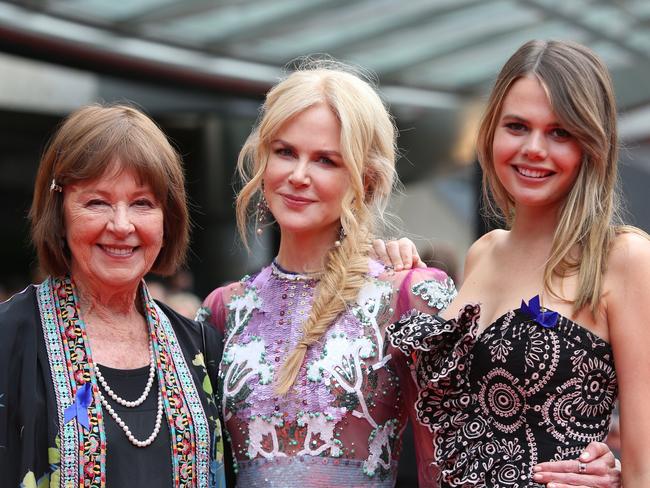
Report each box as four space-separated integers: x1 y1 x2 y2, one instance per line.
603 230 650 339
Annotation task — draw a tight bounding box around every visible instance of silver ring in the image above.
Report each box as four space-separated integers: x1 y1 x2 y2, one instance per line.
578 461 587 473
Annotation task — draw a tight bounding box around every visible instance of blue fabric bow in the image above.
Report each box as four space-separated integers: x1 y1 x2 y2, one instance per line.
520 295 558 329
64 382 92 430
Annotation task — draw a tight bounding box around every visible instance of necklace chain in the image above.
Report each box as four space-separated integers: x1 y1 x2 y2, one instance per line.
271 259 322 281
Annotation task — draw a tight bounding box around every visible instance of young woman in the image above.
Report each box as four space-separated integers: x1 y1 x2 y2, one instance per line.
199 60 623 487
389 40 646 486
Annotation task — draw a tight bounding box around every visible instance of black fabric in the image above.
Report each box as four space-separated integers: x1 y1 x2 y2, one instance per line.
394 305 617 487
0 284 227 487
99 364 172 487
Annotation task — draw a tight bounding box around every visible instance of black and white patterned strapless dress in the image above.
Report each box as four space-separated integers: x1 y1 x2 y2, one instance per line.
388 300 617 487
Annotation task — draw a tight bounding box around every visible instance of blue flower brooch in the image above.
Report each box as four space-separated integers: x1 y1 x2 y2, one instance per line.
520 295 559 329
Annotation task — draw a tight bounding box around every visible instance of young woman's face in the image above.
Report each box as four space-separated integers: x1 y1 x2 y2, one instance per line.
263 103 351 241
492 76 583 212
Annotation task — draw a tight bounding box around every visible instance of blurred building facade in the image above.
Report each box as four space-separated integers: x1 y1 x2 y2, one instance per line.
1 0 650 293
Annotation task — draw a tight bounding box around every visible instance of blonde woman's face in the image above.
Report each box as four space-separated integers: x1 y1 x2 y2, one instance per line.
492 76 583 212
263 103 351 242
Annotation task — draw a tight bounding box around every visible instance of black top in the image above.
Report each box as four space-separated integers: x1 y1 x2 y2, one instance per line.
99 364 173 487
388 303 618 488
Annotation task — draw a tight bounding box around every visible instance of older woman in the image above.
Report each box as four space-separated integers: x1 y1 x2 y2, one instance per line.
0 105 225 487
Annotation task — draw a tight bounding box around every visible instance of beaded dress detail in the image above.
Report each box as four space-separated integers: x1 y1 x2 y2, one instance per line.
199 260 456 487
388 301 617 488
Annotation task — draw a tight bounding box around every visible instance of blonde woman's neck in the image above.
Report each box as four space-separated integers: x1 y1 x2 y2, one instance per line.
276 227 339 273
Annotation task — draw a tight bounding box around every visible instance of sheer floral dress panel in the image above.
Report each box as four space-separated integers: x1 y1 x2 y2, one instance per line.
199 261 456 487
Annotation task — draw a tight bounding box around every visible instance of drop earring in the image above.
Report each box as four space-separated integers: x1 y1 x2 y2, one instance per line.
256 195 271 235
334 226 346 247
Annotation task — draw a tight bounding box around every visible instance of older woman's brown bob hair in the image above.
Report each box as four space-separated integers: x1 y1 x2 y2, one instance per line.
30 103 189 277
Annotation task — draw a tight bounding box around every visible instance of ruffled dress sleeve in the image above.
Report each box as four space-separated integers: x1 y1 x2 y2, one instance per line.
379 267 459 487
387 303 481 486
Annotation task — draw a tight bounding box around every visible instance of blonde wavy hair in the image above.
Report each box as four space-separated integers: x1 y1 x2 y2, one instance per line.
477 39 639 313
235 60 397 394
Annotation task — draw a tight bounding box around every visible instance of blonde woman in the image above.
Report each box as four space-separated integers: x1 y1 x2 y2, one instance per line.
390 40 643 487
197 61 451 487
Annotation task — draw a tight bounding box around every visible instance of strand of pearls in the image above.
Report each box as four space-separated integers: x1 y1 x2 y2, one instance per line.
95 347 155 408
94 343 163 447
99 389 164 448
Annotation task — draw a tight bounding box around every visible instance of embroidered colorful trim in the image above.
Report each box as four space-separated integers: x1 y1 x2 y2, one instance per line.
146 289 211 486
37 276 211 487
38 277 105 487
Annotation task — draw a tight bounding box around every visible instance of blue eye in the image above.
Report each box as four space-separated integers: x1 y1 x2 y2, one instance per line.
550 128 571 139
318 156 335 165
505 122 527 132
275 148 294 157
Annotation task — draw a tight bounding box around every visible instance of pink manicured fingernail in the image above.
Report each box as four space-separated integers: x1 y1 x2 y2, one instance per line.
532 473 542 481
580 452 591 461
532 465 541 472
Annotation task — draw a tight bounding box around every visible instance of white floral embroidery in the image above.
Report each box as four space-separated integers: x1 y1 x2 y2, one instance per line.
351 280 393 354
222 337 273 420
412 277 457 310
225 286 261 350
306 333 378 427
296 412 342 457
363 419 398 477
247 414 286 459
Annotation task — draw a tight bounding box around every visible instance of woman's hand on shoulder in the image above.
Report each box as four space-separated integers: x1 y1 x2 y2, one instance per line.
371 238 425 271
532 441 621 487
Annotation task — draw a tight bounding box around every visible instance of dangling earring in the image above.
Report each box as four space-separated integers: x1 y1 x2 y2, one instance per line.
334 225 346 247
256 194 271 235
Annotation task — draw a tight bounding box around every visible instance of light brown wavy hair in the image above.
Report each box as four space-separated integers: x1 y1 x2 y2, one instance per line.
236 60 397 394
30 103 189 277
476 39 641 313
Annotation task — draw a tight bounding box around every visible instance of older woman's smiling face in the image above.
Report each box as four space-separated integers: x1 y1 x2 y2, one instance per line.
63 167 164 293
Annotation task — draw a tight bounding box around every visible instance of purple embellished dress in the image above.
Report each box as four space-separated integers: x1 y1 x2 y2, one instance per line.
198 260 456 487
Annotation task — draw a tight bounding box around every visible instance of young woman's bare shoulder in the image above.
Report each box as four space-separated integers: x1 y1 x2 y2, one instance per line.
607 229 650 281
609 230 650 264
465 229 507 270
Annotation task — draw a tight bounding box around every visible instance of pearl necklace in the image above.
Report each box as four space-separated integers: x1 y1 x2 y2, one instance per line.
95 346 163 448
99 388 164 448
95 348 155 408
